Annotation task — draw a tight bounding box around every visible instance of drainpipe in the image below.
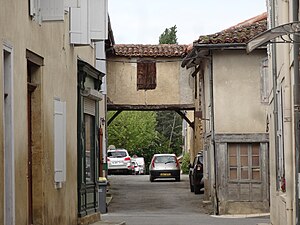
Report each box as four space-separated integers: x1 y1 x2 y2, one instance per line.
209 51 218 214
293 0 300 224
281 1 294 225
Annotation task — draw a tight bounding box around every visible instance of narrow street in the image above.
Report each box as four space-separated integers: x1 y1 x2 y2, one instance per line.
102 174 270 225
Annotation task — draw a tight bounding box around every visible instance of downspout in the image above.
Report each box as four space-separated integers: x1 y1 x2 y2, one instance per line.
209 51 218 214
282 1 294 224
293 0 300 224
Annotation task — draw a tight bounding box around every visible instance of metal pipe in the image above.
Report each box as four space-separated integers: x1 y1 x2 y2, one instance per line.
208 51 218 215
293 0 300 224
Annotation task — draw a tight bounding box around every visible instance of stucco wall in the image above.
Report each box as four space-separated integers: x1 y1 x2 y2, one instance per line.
0 1 97 225
213 50 268 133
107 57 194 106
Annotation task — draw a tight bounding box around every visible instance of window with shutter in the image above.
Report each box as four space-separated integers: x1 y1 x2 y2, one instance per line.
137 60 157 90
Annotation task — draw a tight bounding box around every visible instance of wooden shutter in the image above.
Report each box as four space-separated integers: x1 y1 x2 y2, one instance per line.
147 61 156 89
137 60 156 90
70 0 89 44
90 0 108 40
54 99 66 184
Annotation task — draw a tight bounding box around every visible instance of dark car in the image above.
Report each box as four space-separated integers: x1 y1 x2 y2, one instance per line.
189 152 204 194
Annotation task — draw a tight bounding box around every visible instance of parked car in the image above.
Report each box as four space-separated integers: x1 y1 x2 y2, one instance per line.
107 149 132 175
131 161 140 175
131 157 145 175
189 152 204 194
149 154 180 182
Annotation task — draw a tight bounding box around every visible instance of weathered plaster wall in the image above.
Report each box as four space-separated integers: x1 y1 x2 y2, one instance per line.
0 1 97 225
107 57 194 106
213 50 267 133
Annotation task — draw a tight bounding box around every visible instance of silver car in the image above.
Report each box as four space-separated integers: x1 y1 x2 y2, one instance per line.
149 154 180 182
107 149 132 175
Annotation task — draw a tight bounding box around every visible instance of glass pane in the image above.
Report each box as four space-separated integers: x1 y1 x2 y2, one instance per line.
228 144 237 156
229 156 237 166
240 144 248 155
85 114 95 182
252 156 260 166
229 168 237 180
252 143 260 155
252 169 261 180
241 156 248 166
241 167 249 179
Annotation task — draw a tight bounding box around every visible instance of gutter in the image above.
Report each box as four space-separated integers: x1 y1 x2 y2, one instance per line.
293 0 300 223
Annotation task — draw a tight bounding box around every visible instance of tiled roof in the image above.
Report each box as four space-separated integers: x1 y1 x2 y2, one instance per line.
195 12 267 45
113 44 188 57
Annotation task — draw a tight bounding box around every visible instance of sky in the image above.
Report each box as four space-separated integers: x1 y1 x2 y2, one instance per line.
108 0 267 45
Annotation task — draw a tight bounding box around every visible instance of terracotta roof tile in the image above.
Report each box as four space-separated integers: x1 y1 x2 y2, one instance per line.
196 13 267 45
113 44 188 57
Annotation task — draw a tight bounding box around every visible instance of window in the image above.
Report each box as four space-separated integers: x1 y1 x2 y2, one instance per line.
228 143 261 181
84 114 95 182
137 60 157 90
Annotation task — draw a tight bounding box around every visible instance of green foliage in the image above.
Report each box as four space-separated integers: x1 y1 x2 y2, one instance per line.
159 25 178 44
181 152 191 174
108 111 158 156
155 111 183 156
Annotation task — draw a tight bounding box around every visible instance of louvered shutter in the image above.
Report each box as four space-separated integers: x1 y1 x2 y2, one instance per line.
40 0 64 21
147 61 156 89
137 61 146 90
84 97 96 116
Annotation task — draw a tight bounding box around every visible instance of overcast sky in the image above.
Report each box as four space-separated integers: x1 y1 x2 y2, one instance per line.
108 0 267 45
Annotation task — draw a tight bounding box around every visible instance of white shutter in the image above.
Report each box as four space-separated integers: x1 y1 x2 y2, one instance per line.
89 0 108 40
70 0 90 44
40 0 64 21
65 0 80 8
30 0 38 16
54 99 66 183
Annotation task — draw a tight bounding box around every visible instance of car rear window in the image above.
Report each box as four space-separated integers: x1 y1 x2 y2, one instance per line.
108 151 127 158
154 156 176 163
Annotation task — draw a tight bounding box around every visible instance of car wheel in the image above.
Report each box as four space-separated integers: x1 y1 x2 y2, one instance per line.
150 176 154 182
175 176 180 182
194 184 201 194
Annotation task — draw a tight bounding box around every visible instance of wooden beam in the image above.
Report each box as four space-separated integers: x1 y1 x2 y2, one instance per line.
107 104 195 111
107 110 122 126
175 110 194 129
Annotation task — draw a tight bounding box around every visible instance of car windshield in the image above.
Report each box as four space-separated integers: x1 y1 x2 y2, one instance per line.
154 156 176 164
108 151 127 158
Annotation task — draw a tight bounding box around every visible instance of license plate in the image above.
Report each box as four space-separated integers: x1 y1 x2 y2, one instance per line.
112 162 122 165
160 173 171 176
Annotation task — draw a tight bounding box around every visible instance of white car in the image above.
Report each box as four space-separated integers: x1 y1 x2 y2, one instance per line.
149 154 180 182
131 157 145 175
107 149 132 175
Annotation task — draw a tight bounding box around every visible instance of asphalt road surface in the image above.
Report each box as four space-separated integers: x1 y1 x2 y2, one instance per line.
102 174 270 225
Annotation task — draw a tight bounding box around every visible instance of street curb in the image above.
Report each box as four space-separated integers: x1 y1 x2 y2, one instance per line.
210 213 270 219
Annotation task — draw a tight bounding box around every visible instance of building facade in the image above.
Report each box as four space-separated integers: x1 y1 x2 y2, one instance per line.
1 1 108 225
182 13 270 214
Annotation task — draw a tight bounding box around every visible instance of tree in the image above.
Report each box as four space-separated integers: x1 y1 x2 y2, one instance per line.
107 111 158 155
157 25 183 156
159 25 178 44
